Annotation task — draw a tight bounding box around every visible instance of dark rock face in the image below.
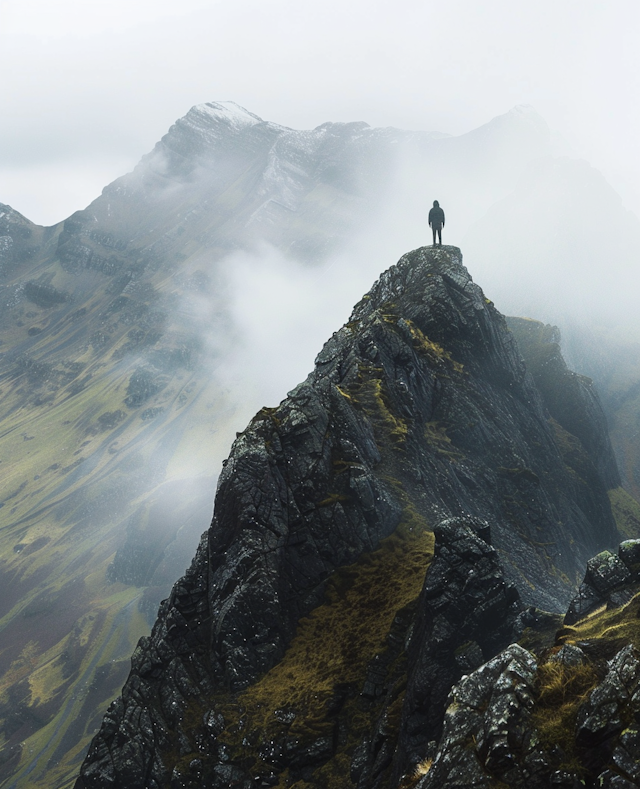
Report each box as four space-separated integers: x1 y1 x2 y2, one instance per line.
75 246 621 789
396 518 521 770
565 539 640 624
507 318 619 484
576 644 640 751
205 382 401 690
507 317 620 500
417 644 540 789
414 537 640 789
419 640 640 789
339 249 618 609
353 517 523 788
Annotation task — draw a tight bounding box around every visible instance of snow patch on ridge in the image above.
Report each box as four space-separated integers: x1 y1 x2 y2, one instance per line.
194 101 265 130
503 104 550 133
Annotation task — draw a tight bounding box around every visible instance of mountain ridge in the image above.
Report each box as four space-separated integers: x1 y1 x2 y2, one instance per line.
2 100 640 789
74 245 622 789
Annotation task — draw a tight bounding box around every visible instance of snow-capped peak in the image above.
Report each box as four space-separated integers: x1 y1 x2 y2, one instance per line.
508 104 539 117
194 101 264 130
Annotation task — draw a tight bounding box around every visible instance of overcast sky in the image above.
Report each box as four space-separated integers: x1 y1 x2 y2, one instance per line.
1 0 639 226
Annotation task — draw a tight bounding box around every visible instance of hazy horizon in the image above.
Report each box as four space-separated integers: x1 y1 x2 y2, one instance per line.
1 0 639 225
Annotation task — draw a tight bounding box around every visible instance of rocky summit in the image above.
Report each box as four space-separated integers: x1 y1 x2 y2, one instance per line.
74 246 628 789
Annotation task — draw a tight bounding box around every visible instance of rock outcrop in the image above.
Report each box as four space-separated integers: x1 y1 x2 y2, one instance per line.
353 517 523 788
417 643 540 789
75 246 622 789
398 518 521 766
412 537 640 789
565 540 640 624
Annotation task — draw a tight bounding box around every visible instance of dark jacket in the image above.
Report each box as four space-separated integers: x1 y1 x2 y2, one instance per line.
429 206 445 228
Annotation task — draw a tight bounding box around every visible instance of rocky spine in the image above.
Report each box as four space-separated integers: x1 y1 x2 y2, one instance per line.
75 246 622 788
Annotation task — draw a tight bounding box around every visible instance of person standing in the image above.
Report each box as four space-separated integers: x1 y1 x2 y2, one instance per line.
428 200 445 246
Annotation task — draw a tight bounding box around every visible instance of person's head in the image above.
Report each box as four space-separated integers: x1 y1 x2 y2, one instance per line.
433 200 439 207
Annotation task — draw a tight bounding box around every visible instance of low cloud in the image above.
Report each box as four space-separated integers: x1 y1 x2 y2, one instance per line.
191 243 385 422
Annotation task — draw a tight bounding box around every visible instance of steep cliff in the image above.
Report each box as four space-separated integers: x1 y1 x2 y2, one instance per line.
506 317 620 491
75 246 621 789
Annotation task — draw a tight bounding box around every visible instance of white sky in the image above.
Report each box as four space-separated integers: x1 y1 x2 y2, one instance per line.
1 0 639 225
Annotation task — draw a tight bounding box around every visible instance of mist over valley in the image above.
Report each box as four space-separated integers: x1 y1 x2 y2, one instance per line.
2 100 640 788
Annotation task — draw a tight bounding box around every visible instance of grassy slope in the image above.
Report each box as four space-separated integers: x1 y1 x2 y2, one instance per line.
0 247 232 788
525 590 640 781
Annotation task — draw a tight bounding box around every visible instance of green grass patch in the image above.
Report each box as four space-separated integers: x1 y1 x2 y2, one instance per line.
532 659 600 762
241 525 433 722
528 592 640 777
562 591 640 650
363 376 408 444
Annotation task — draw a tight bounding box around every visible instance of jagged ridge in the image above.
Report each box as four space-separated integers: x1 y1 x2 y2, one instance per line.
75 246 621 789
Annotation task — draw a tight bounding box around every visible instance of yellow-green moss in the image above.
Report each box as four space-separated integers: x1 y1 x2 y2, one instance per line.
517 613 564 655
527 592 640 776
353 370 408 445
562 591 640 648
332 459 363 474
255 405 282 429
396 749 433 789
189 511 435 787
335 385 354 401
317 493 349 508
403 320 464 373
243 525 430 706
373 307 463 375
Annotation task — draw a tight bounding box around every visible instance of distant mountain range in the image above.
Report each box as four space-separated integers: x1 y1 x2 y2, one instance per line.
1 101 640 788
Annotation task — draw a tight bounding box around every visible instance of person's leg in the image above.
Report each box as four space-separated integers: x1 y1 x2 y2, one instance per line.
432 226 437 245
437 227 442 245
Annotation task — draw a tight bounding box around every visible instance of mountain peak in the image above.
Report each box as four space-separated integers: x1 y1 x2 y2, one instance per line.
0 202 35 226
75 243 620 789
189 100 266 129
508 103 540 116
502 103 550 132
